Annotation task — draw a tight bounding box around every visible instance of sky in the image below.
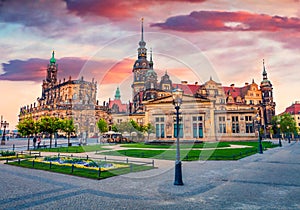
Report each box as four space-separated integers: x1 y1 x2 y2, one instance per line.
0 0 300 129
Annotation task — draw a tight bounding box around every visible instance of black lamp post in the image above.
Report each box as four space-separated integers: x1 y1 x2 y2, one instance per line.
277 123 282 147
1 119 9 145
255 114 263 154
172 87 184 186
287 126 290 143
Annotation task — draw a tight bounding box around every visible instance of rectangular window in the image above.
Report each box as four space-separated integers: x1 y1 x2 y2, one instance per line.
161 124 165 138
174 124 183 138
156 123 165 138
246 123 254 133
192 116 204 138
245 116 252 122
219 116 225 121
218 123 226 133
232 116 239 133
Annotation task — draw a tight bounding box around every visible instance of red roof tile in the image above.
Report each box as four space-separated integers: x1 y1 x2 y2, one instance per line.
284 102 300 115
172 84 200 95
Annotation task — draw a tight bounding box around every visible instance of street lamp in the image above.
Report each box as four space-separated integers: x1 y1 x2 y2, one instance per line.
277 123 282 147
172 87 184 186
287 125 290 143
1 118 9 145
255 114 263 154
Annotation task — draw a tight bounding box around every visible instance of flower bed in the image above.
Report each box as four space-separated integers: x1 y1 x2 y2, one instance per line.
36 156 128 171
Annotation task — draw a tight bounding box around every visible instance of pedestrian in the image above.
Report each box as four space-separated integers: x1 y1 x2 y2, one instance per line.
37 137 41 148
33 136 37 149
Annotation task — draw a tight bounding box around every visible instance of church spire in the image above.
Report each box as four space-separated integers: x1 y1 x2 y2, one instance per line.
141 17 144 42
262 59 268 80
50 51 56 64
139 18 146 49
149 48 153 69
115 87 121 100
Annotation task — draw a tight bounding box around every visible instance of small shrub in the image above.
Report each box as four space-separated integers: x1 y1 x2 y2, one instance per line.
0 150 16 157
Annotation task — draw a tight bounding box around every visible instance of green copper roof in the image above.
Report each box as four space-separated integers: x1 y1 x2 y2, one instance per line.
115 87 121 99
50 51 56 64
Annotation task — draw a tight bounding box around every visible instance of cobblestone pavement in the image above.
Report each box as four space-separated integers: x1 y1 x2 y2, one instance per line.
0 141 300 209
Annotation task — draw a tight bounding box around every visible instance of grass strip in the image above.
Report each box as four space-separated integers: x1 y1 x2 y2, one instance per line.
33 145 110 153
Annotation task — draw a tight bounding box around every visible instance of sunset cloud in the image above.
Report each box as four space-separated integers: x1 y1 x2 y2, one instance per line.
100 58 134 84
151 11 300 32
0 57 95 82
0 57 136 85
65 0 207 20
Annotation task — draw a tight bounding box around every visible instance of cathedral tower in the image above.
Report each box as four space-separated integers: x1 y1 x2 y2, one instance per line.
46 51 58 86
260 60 276 129
132 18 150 100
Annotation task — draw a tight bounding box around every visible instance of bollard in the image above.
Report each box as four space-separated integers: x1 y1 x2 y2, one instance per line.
86 155 89 160
126 158 128 164
13 144 15 151
6 158 8 164
130 163 133 172
152 160 154 168
18 159 20 164
71 164 74 173
50 162 52 169
32 160 35 167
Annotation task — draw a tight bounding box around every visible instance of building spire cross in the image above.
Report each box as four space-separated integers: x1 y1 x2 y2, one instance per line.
262 59 268 80
141 17 144 42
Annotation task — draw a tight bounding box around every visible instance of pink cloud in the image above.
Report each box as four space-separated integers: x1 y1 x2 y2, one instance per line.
65 0 207 20
100 58 134 84
151 11 300 32
0 57 108 82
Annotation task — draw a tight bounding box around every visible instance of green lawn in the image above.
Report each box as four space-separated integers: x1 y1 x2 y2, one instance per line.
120 142 231 149
34 145 110 153
101 141 278 161
7 159 153 179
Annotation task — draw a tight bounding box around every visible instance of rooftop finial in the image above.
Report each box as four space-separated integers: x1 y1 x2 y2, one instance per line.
141 17 144 42
50 50 56 64
262 59 267 80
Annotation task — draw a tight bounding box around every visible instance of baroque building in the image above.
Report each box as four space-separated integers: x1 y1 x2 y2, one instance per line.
18 20 276 142
19 52 109 140
123 20 276 141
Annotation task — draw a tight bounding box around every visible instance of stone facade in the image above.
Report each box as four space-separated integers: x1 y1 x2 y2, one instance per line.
19 52 109 138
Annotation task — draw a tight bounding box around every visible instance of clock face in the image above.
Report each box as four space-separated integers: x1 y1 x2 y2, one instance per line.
136 63 139 67
142 62 146 67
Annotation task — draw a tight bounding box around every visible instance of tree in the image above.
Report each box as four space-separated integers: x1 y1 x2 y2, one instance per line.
143 123 155 141
272 113 298 139
60 118 76 146
38 116 61 148
97 119 108 134
17 116 38 150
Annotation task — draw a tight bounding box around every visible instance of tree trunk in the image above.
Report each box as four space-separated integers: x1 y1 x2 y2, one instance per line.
27 136 30 151
68 133 70 146
50 135 52 148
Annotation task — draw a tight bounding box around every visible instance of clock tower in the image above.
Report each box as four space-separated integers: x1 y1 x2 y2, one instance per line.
260 60 276 131
132 18 150 101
